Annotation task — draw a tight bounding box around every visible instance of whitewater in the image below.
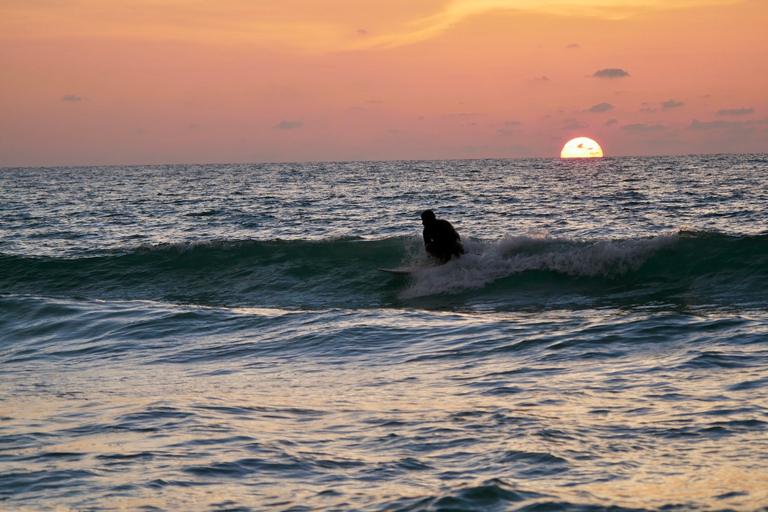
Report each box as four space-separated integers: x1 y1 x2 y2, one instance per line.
1 154 767 511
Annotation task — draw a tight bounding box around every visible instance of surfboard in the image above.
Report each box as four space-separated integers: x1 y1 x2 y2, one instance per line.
377 266 426 275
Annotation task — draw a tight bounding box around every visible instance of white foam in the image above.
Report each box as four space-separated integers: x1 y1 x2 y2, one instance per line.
401 233 679 298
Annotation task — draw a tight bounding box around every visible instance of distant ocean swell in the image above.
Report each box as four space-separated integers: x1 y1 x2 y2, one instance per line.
1 229 766 310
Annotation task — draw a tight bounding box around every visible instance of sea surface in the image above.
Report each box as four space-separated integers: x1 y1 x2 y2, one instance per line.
1 154 768 511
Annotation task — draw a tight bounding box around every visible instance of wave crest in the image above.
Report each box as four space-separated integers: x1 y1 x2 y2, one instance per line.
1 230 766 310
402 233 679 297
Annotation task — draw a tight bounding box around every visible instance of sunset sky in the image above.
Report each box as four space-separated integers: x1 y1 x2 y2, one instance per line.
2 0 767 166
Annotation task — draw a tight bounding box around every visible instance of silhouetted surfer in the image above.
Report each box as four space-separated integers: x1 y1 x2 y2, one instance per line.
421 209 464 264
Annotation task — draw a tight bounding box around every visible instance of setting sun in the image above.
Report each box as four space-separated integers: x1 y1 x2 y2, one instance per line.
561 137 604 159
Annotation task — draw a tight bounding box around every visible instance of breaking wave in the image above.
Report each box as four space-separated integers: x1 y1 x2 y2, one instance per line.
1 229 766 311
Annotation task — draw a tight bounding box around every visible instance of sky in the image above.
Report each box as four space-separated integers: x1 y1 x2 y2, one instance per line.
1 0 767 166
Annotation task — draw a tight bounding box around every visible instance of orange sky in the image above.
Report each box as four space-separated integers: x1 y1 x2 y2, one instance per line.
1 0 766 166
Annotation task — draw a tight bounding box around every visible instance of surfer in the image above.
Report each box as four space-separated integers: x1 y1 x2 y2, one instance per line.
421 209 464 264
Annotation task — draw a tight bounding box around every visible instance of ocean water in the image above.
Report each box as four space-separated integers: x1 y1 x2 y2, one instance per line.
1 154 768 512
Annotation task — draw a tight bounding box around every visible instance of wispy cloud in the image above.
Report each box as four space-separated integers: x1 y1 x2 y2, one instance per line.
592 68 630 79
717 107 755 116
405 0 744 34
4 0 748 53
689 119 735 130
62 94 84 101
661 100 685 110
587 102 614 113
353 0 746 49
275 120 303 130
498 120 522 136
563 118 587 130
443 112 484 119
689 118 767 130
621 123 664 132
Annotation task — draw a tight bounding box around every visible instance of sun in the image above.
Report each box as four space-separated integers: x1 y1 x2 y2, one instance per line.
561 137 603 158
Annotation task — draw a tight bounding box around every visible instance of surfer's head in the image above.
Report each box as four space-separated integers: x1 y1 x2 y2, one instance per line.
421 210 436 224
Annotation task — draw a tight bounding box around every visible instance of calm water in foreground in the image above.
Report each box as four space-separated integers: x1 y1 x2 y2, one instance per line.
1 154 768 511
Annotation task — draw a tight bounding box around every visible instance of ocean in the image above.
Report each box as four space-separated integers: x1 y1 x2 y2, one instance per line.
1 154 767 511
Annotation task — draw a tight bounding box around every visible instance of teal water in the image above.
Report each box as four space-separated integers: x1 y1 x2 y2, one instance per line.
1 155 768 511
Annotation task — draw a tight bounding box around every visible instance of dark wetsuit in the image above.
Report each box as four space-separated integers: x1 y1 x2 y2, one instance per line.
423 219 464 263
